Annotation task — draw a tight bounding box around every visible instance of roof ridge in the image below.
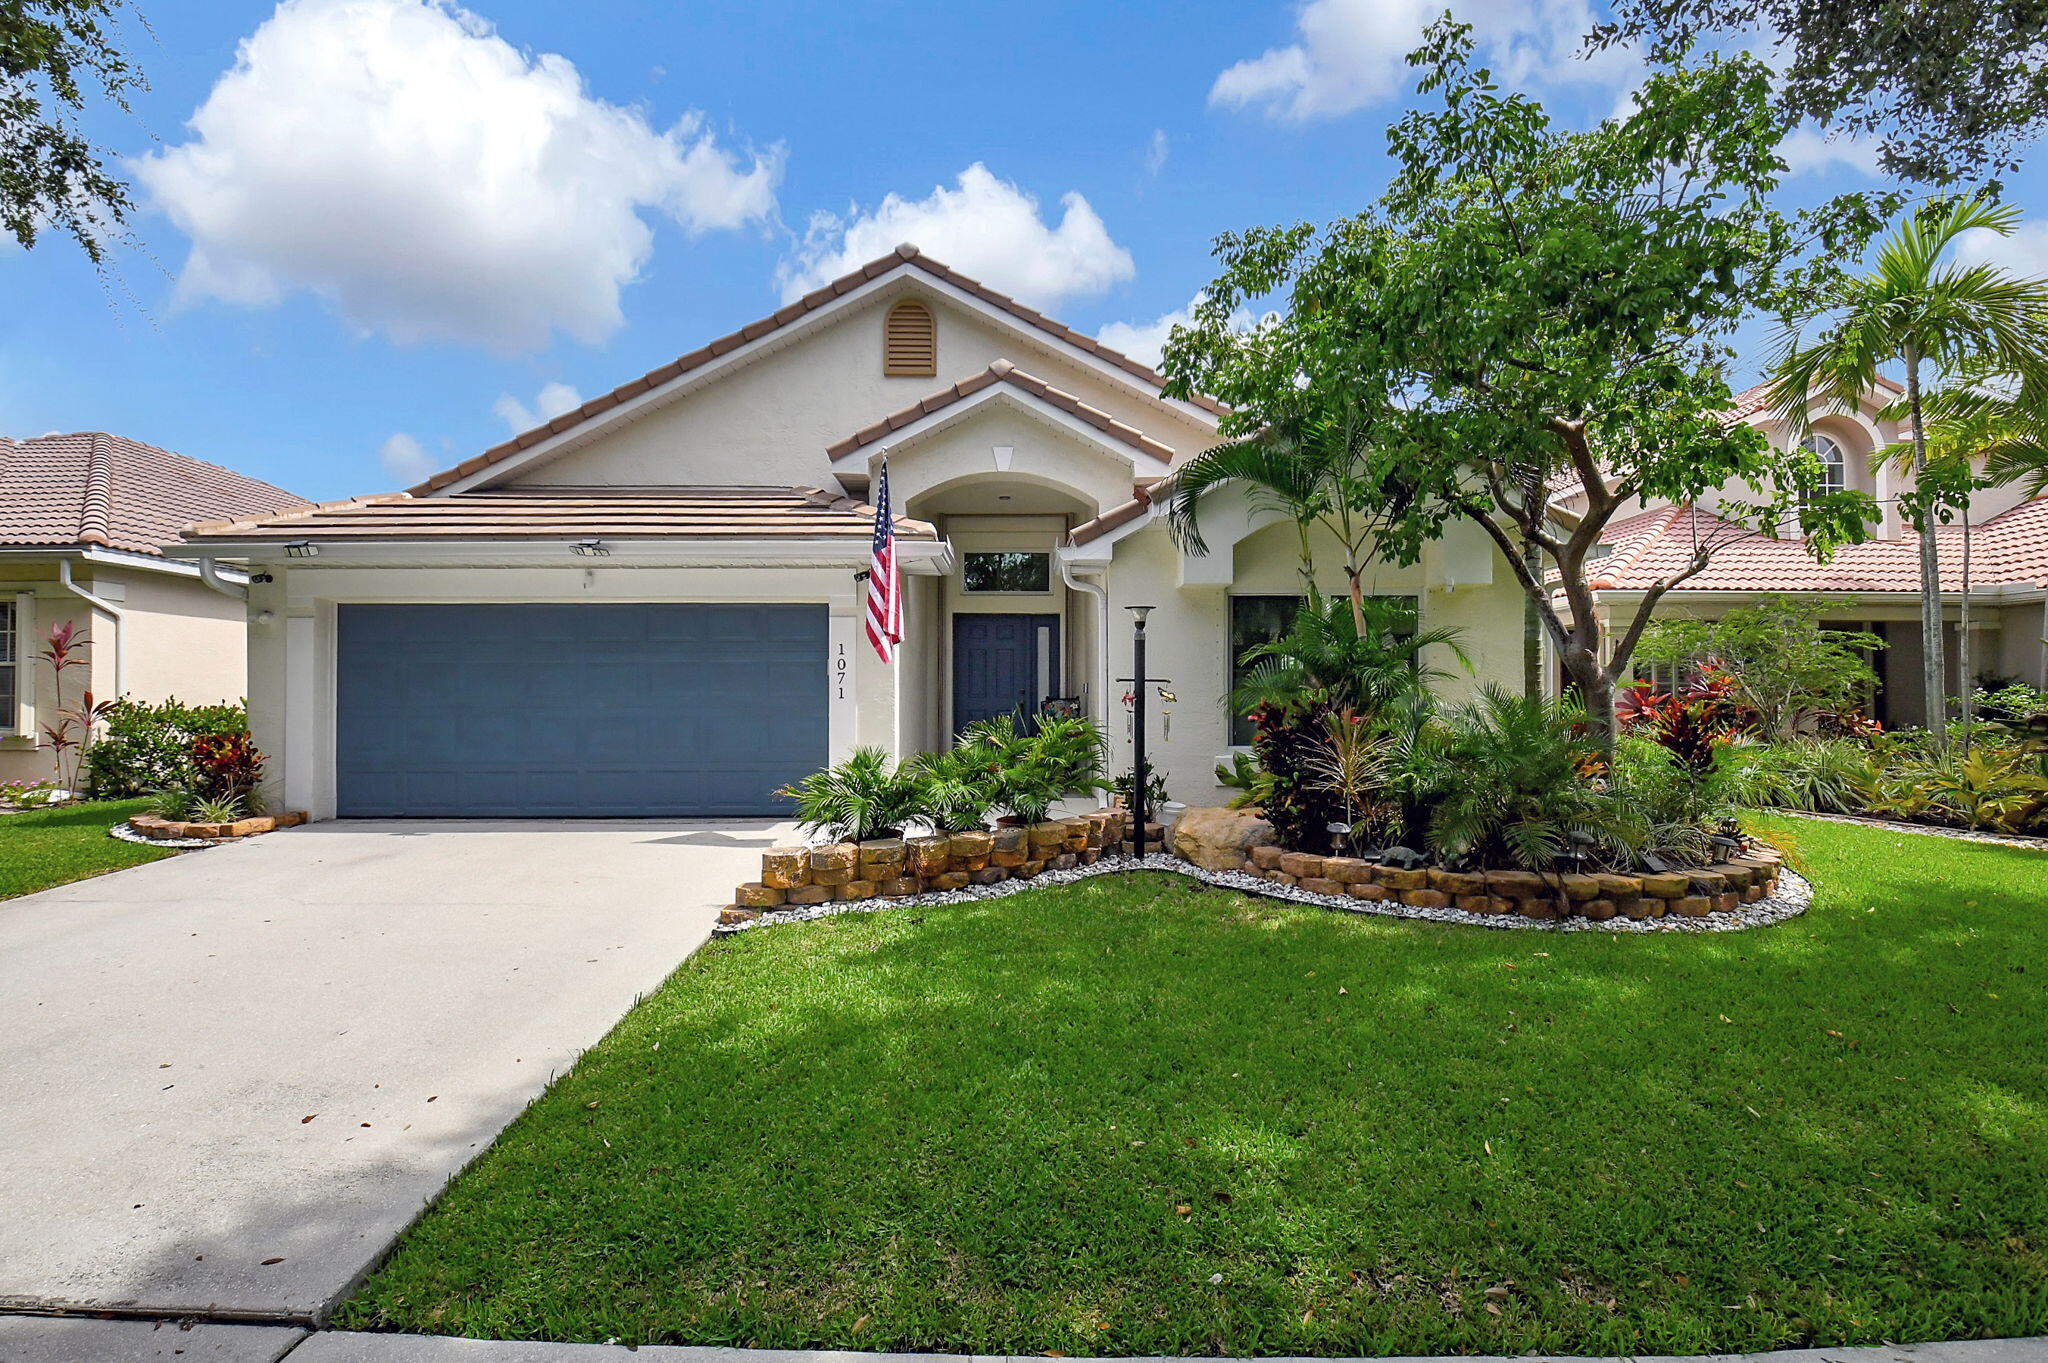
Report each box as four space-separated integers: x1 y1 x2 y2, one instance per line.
408 247 1217 496
76 433 114 547
184 492 410 538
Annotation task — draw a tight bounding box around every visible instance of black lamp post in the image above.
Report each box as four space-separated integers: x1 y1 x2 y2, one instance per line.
1127 604 1155 859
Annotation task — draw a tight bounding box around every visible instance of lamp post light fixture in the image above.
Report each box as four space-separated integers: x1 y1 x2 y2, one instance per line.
1126 604 1156 860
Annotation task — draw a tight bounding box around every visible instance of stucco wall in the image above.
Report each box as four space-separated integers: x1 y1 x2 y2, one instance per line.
508 282 1217 493
1094 516 1524 806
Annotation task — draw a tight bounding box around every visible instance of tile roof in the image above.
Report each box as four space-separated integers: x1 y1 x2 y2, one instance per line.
410 245 1223 496
182 486 938 544
1586 498 2048 594
826 360 1176 464
0 431 306 556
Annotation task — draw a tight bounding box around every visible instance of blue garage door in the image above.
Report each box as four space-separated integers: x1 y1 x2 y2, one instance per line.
336 603 825 817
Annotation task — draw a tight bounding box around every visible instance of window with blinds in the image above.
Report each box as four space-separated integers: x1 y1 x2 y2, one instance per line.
0 600 16 733
883 299 937 377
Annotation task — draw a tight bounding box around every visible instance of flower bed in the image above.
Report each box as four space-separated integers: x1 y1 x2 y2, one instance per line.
718 806 1796 934
125 810 309 842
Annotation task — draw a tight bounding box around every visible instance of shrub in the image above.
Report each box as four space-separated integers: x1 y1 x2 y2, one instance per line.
780 747 924 843
84 698 248 798
191 731 266 810
905 746 997 834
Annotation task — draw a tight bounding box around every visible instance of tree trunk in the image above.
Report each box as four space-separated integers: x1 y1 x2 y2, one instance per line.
1564 645 1616 766
1346 564 1369 635
1959 503 1974 753
1905 349 1947 746
1523 535 1544 700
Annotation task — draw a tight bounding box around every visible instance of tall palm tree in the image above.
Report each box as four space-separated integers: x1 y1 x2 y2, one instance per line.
1878 371 2048 744
1770 196 2048 745
1164 409 1402 632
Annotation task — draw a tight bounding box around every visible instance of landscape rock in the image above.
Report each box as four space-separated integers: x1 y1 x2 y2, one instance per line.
1171 807 1281 871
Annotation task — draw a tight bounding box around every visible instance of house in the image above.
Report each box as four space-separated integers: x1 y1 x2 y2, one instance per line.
1553 381 2048 723
0 432 307 787
177 246 1526 820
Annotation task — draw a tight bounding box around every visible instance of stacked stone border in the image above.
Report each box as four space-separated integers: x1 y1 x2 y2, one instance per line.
123 811 310 843
716 824 1810 937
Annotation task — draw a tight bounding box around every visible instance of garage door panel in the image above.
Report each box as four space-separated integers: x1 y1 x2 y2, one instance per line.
337 603 826 817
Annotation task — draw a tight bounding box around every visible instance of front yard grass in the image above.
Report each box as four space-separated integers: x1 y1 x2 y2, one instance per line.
339 816 2048 1357
0 798 170 899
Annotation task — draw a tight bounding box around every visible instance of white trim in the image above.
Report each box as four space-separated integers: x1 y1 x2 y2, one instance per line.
168 537 958 574
834 384 1172 471
0 593 27 736
428 265 1215 496
0 545 227 580
56 559 125 698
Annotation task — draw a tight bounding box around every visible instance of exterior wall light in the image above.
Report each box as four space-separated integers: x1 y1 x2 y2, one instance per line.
572 539 610 557
284 541 318 558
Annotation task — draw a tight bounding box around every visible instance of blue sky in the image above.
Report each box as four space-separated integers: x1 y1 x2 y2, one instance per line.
6 0 2044 501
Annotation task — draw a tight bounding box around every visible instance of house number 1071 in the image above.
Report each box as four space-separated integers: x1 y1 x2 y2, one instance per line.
833 642 849 700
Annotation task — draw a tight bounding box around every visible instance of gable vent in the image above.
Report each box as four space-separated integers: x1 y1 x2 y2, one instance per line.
883 299 937 377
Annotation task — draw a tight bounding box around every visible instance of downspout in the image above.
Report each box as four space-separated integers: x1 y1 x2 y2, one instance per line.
1059 555 1113 808
56 558 126 699
197 557 249 601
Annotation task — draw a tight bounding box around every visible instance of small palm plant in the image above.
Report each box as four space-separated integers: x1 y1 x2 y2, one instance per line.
1230 595 1466 721
779 747 923 843
1428 686 1638 871
906 745 996 834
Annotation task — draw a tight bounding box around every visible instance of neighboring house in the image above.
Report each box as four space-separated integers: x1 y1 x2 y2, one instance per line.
178 246 1526 820
0 432 307 786
1553 381 2048 724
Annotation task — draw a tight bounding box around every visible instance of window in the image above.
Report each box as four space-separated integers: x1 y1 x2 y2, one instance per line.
1227 594 1419 746
1803 433 1847 497
962 551 1050 594
0 599 15 733
883 299 937 377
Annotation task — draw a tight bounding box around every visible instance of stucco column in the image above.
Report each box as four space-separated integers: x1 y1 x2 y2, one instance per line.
243 573 290 815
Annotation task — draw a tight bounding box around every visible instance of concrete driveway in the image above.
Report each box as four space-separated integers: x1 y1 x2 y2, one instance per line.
0 818 789 1322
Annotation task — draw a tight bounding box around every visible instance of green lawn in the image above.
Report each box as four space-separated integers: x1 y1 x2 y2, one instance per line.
339 817 2048 1357
0 799 170 899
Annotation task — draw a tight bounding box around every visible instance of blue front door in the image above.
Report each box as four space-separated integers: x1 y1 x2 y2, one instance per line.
951 613 1059 736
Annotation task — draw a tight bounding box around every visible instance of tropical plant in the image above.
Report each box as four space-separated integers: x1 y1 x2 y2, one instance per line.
1213 750 1272 811
1977 682 2048 725
190 793 246 825
1165 410 1403 630
1230 595 1464 720
1719 737 1875 815
905 745 995 834
0 779 62 809
146 786 193 821
1615 669 1753 772
1109 767 1170 821
1427 687 1638 872
83 697 249 797
37 619 114 794
1301 709 1397 854
190 730 265 810
1771 195 2048 745
1633 599 1882 740
778 747 924 843
951 713 1108 824
1606 737 1728 868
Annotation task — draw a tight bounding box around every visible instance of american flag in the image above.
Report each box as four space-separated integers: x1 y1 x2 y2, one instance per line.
865 459 903 662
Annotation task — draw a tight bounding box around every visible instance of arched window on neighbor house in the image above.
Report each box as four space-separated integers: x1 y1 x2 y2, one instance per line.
883 300 937 377
1803 432 1848 497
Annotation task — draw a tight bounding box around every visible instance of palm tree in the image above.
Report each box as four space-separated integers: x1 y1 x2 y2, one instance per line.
1878 370 2048 745
1229 595 1468 719
1770 196 2048 746
1164 409 1402 632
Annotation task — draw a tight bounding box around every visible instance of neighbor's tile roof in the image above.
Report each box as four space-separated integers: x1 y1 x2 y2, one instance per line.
0 431 306 556
182 486 938 544
410 245 1224 496
826 360 1176 464
1587 498 2048 594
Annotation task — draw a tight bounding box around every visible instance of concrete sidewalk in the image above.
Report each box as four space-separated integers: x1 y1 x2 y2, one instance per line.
3 1315 2044 1363
0 819 785 1322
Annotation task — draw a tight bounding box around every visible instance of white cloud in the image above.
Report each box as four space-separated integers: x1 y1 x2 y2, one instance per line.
1779 124 1883 178
379 432 434 483
491 380 584 433
1956 219 2048 279
1097 293 1255 370
1144 129 1170 176
1210 0 1630 122
776 163 1134 311
134 0 782 351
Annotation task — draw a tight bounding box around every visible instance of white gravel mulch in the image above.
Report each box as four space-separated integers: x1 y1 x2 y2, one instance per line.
714 852 1813 938
109 821 214 850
